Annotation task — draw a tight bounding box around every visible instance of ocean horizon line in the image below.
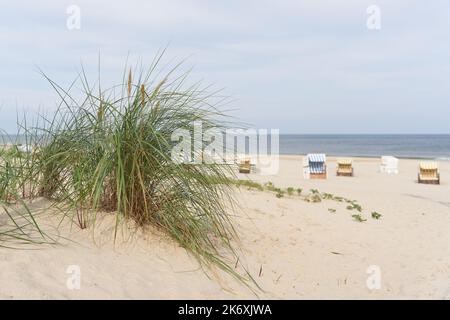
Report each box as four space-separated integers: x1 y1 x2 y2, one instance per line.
277 152 450 161
2 133 450 160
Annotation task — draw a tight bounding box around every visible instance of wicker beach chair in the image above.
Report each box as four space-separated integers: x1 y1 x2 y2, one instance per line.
337 158 353 176
238 159 251 174
418 162 440 185
308 154 327 179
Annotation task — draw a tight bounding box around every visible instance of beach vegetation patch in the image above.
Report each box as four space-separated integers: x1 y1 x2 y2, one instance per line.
352 214 367 222
371 211 382 220
231 179 379 222
286 187 295 196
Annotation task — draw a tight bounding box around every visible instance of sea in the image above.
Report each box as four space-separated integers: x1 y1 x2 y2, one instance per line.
278 134 450 160
2 134 450 160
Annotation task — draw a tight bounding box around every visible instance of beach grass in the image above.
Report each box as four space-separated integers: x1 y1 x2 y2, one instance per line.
0 56 257 288
0 141 52 247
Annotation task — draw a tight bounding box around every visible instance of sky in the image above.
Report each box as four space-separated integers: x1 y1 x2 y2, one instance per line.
0 0 449 134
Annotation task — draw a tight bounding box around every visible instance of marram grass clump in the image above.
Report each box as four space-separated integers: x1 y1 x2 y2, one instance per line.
0 139 53 248
0 58 257 288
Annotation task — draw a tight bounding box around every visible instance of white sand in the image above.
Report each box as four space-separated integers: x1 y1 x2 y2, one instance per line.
1 155 450 299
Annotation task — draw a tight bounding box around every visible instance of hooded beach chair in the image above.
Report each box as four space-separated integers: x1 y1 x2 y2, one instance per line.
307 154 327 179
418 162 440 185
238 159 251 174
337 158 353 176
379 156 399 174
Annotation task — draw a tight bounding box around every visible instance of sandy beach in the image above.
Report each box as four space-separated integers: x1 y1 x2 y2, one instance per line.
1 155 450 299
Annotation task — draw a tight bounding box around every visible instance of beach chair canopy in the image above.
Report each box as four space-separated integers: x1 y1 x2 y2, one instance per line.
337 158 352 166
307 154 326 174
381 156 398 168
307 154 326 163
419 162 438 170
381 155 397 164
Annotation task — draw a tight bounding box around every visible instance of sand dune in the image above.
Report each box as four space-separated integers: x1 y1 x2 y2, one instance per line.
1 156 450 299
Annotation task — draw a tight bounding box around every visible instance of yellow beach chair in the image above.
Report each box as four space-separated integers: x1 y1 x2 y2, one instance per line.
238 159 251 174
337 158 353 177
418 162 440 185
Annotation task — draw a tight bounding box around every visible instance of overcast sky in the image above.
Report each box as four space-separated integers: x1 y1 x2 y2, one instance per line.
0 0 449 133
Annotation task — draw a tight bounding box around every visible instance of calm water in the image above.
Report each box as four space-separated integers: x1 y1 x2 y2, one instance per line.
3 134 450 160
279 135 450 159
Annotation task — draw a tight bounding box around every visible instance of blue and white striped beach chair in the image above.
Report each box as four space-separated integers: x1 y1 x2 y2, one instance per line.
307 153 327 179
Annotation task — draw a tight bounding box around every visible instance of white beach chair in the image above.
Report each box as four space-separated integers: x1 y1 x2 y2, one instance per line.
380 156 399 174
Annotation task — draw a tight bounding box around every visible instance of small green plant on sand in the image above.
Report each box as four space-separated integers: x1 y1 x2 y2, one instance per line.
346 202 362 212
321 193 333 200
231 180 380 224
233 179 264 191
371 211 382 220
274 188 285 198
305 193 321 203
264 181 276 192
352 214 367 222
311 194 322 203
287 187 294 196
303 189 321 202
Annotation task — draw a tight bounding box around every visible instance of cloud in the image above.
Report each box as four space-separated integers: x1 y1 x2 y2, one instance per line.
0 0 449 133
